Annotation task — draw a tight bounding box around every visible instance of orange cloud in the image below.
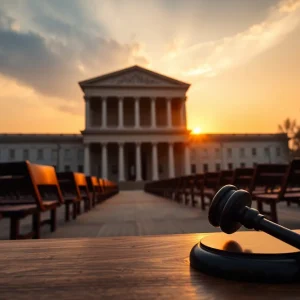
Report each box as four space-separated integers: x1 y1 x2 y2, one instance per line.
165 0 300 79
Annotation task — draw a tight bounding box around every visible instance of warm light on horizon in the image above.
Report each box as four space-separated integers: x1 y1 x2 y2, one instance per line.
191 127 202 135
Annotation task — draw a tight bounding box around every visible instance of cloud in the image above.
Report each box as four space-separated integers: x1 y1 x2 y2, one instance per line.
168 0 300 79
58 104 83 116
279 0 300 12
0 6 149 102
0 0 299 120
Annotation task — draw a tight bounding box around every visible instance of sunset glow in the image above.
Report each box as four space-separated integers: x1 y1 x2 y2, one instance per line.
0 0 300 133
191 127 202 135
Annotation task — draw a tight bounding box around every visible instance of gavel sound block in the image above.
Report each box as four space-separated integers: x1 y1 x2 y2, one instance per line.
190 185 300 283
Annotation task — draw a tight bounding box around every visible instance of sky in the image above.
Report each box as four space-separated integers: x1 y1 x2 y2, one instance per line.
0 0 300 134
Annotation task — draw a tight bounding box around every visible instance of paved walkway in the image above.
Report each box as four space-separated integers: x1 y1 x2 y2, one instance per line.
1 191 300 240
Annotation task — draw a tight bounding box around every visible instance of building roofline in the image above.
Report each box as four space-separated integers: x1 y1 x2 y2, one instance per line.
0 133 83 144
189 133 289 142
78 65 191 91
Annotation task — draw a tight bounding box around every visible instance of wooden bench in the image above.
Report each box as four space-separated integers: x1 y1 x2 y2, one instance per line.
57 172 91 221
231 167 254 190
173 176 186 203
86 176 103 207
200 172 221 210
191 174 205 208
183 175 198 206
0 161 63 239
254 160 300 222
100 178 119 199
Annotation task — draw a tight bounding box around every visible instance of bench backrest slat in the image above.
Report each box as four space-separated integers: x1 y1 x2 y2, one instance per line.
279 159 300 198
249 164 288 195
232 168 254 190
0 161 63 209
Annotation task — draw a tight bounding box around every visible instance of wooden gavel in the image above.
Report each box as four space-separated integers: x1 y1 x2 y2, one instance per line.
209 185 300 250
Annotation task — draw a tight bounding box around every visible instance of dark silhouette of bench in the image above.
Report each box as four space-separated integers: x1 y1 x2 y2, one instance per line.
0 161 63 239
231 167 254 190
254 161 299 222
57 172 91 222
86 176 103 207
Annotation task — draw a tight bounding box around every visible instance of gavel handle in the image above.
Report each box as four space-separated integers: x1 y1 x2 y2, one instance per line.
260 218 300 250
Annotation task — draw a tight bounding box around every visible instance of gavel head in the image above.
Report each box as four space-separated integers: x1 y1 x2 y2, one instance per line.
208 185 252 234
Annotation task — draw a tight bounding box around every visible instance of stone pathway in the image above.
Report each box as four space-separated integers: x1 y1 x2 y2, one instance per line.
1 191 300 240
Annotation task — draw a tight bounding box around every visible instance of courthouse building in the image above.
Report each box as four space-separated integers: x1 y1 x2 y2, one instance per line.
0 66 290 189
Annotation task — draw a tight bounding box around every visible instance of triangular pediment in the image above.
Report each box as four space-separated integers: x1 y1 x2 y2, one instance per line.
79 65 190 88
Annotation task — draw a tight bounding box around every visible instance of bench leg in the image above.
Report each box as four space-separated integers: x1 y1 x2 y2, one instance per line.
77 202 81 215
257 200 263 213
50 209 57 232
10 217 20 240
201 197 205 210
270 202 278 223
72 203 77 219
65 203 70 222
32 212 41 239
191 193 195 207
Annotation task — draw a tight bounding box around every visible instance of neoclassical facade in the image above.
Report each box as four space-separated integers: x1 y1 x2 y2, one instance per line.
80 66 191 189
0 66 290 190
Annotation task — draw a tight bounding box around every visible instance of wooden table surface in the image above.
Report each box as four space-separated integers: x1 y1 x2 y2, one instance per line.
0 233 300 300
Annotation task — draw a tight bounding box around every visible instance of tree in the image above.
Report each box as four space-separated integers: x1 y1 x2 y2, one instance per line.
278 118 297 137
278 118 300 157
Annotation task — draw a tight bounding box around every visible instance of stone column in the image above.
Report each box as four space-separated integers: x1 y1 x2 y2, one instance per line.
181 98 186 127
118 143 125 181
166 98 172 128
168 143 175 178
184 143 191 175
84 96 91 128
102 97 107 128
118 97 124 128
151 97 156 128
152 142 158 180
134 97 140 128
135 143 142 181
101 143 108 179
84 143 90 175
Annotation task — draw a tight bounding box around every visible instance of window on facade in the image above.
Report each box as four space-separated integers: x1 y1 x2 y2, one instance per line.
77 149 84 161
23 149 29 160
215 163 221 172
203 148 208 156
64 165 71 171
37 149 44 160
78 165 83 172
252 148 257 157
264 147 270 156
51 149 57 160
191 164 197 174
203 164 209 172
240 162 246 168
276 147 281 157
227 148 232 158
215 148 220 157
240 148 245 158
64 149 71 161
228 163 233 170
9 149 15 160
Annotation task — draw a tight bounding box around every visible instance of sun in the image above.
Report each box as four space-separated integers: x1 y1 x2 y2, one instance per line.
191 127 202 135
